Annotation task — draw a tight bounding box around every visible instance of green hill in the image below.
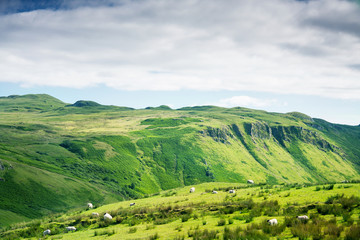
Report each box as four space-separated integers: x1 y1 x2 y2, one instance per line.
1 182 359 239
0 94 359 227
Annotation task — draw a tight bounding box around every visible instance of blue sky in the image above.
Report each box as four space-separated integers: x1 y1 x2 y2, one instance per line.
1 0 360 125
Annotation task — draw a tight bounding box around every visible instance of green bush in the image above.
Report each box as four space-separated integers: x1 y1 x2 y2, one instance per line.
188 229 218 240
345 225 360 240
324 223 343 238
217 218 226 226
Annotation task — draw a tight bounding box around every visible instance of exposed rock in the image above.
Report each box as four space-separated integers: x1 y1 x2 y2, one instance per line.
244 122 272 140
201 126 233 144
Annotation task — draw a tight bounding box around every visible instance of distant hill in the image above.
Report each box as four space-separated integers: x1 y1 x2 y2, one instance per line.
0 94 359 226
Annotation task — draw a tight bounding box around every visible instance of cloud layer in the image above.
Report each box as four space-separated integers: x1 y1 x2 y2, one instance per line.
1 0 360 99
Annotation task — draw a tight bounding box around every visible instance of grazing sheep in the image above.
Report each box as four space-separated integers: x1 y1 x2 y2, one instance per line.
212 190 218 194
296 215 309 221
66 226 76 232
229 189 235 193
190 187 195 193
92 212 99 217
87 202 93 209
43 229 51 236
247 180 255 184
104 213 113 221
267 219 278 225
130 202 135 206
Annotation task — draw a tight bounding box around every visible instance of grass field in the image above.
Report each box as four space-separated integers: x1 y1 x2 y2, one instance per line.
1 94 360 229
1 182 359 239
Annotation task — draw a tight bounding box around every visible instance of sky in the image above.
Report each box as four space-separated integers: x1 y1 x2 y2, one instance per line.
0 0 360 125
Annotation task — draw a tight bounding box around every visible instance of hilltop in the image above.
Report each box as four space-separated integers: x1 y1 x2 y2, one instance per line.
0 94 359 227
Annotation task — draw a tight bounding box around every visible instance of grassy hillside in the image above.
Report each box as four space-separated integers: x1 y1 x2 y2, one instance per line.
0 160 120 227
1 182 359 239
0 94 359 227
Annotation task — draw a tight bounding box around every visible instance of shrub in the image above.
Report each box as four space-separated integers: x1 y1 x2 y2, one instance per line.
291 223 322 240
324 223 343 238
228 218 234 225
94 229 115 236
128 227 137 233
188 229 218 240
323 184 334 190
181 214 191 222
146 224 156 230
148 232 160 240
218 218 226 226
345 225 360 240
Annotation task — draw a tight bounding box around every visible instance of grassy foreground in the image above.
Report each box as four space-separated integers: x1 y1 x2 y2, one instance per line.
1 182 359 240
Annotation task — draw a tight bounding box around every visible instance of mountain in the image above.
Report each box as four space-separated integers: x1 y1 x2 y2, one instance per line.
0 94 359 227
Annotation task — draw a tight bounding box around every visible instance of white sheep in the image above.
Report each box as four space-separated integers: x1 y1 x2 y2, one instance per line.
189 187 195 193
267 219 278 225
229 189 236 193
130 202 135 206
296 215 309 221
92 212 99 217
66 226 76 232
87 202 93 209
104 213 113 221
247 180 255 184
43 229 51 236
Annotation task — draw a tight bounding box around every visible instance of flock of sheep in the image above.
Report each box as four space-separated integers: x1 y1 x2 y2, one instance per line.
43 180 306 236
188 181 309 227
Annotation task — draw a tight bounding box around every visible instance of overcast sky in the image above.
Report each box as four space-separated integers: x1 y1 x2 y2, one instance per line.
0 0 359 125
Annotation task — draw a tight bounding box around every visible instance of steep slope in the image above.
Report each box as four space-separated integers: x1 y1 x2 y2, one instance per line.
0 159 120 227
0 94 359 226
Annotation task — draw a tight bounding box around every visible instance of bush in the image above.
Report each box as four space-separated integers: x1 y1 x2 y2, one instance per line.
227 228 269 240
148 232 160 240
128 227 137 233
291 223 322 240
94 229 115 236
181 214 191 222
218 218 226 226
188 229 218 240
345 225 360 240
323 184 334 190
324 223 343 238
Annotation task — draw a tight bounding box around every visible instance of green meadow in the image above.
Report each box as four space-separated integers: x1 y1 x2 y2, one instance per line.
0 94 359 230
1 182 359 239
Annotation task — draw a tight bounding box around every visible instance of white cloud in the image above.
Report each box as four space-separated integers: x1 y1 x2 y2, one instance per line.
1 0 360 99
218 96 280 108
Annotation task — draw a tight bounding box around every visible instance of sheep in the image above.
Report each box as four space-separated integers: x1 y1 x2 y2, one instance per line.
66 226 76 232
190 187 195 193
267 219 278 225
247 180 255 184
130 202 135 206
212 190 218 194
87 202 93 209
104 213 113 221
43 229 51 236
91 212 99 217
229 189 235 193
296 215 309 221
